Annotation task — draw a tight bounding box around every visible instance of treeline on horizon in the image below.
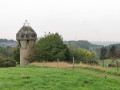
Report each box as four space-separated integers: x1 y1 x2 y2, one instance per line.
1 38 120 50
0 39 17 48
1 34 120 64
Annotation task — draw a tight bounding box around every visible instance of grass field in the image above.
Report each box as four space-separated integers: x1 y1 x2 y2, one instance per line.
98 59 120 72
0 64 120 90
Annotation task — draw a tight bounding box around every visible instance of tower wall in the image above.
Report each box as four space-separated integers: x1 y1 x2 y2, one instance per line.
16 23 37 66
19 40 35 66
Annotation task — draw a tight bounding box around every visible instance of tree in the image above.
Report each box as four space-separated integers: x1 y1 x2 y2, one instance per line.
100 46 107 68
12 46 20 64
0 47 14 57
109 46 116 59
27 33 71 62
68 45 78 62
109 46 120 71
90 51 97 60
68 46 97 64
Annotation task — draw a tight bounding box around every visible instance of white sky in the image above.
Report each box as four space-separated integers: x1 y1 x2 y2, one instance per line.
0 0 120 41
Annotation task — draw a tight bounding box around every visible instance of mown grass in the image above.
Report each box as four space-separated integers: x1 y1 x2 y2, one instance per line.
0 65 120 90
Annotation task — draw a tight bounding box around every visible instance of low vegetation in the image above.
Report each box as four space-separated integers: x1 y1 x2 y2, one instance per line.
0 47 14 57
0 55 16 67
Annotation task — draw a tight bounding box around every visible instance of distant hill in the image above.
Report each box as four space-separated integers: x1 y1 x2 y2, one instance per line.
64 40 120 58
64 40 102 51
0 39 17 48
1 38 120 50
90 41 120 46
105 44 120 50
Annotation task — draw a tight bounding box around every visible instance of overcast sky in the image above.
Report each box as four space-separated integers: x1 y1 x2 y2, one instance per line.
0 0 120 41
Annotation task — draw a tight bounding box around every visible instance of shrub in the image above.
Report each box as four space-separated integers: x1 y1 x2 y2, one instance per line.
0 57 16 67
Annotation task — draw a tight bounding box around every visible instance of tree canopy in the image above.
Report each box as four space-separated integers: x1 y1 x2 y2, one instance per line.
68 45 97 62
27 33 71 62
100 46 107 60
12 46 20 64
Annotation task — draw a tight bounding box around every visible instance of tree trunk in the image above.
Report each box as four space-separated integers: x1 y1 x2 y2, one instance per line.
73 57 74 70
105 60 108 78
42 60 44 68
87 60 88 65
57 58 59 68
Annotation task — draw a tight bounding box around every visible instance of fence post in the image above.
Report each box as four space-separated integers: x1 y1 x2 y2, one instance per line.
73 57 75 70
105 60 108 78
42 60 44 68
57 58 59 68
81 61 82 64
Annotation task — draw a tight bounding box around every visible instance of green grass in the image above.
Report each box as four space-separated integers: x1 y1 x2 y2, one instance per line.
98 59 120 66
0 65 120 90
98 59 120 72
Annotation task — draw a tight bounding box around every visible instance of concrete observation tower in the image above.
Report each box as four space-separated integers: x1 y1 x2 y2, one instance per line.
16 20 37 66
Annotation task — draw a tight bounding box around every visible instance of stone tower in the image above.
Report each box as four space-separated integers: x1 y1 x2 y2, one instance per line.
16 20 37 66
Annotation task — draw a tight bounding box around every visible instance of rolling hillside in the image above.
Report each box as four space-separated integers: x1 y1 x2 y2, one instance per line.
64 40 102 51
0 39 120 51
0 39 17 48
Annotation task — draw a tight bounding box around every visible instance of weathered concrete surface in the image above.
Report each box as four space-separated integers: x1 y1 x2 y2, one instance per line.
16 24 37 66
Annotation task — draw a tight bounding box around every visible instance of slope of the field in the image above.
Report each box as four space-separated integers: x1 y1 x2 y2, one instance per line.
0 66 120 90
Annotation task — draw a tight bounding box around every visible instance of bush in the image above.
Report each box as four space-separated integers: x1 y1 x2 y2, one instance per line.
0 57 16 67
